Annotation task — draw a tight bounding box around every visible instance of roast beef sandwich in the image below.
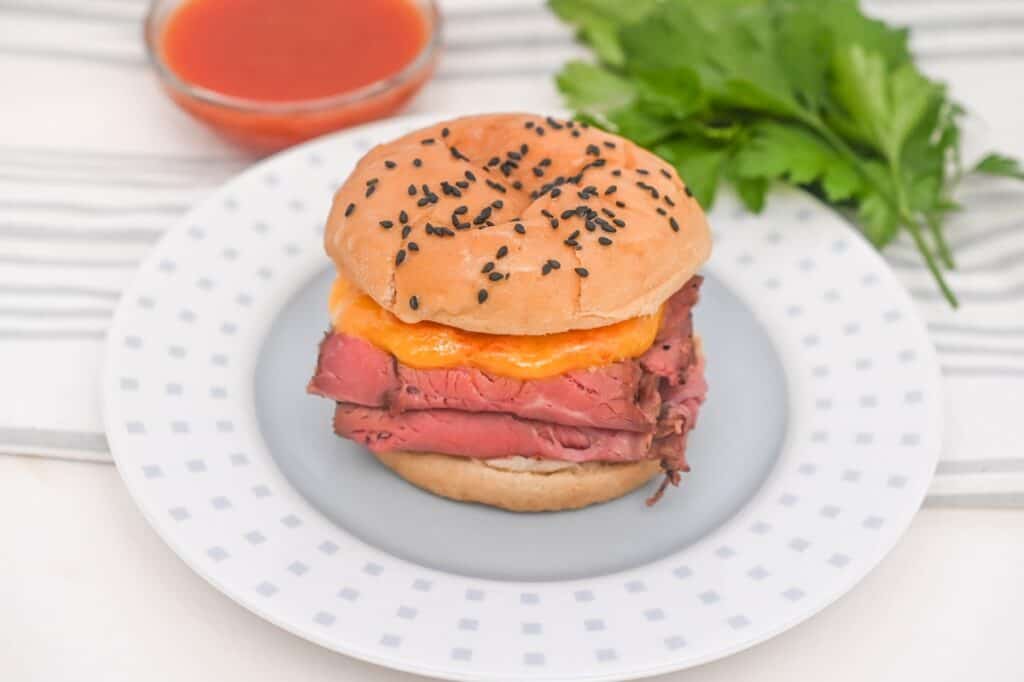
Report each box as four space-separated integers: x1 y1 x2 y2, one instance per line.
308 113 711 511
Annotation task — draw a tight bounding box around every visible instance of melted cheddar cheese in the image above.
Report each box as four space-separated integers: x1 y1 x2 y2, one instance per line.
328 276 662 379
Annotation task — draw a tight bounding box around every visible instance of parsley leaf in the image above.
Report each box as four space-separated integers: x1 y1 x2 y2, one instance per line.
551 0 1024 307
974 154 1024 180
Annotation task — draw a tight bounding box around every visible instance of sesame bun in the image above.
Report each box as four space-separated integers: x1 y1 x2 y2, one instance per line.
373 450 662 512
325 113 712 335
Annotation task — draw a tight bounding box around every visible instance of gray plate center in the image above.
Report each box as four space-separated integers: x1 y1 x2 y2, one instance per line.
255 269 787 582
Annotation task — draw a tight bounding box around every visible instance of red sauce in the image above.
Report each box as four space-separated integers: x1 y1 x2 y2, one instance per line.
162 0 428 102
155 0 435 151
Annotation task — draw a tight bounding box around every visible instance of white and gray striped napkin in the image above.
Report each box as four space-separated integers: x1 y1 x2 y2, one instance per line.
1 0 1021 505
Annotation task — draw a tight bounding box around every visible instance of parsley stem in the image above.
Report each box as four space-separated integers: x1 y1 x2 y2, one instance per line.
804 114 958 305
905 217 958 307
927 214 955 269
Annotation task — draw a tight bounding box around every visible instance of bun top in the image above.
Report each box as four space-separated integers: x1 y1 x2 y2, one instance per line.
324 113 711 335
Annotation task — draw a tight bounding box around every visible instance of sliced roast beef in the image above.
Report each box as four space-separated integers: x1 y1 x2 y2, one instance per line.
333 404 656 463
308 276 703 431
311 275 706 501
310 333 662 431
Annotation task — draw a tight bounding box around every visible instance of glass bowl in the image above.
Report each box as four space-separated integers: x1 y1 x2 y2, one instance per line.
143 0 441 153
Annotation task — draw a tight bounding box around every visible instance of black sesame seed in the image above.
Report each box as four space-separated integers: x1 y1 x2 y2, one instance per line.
601 208 615 218
492 199 504 209
550 218 559 228
496 245 509 259
450 146 469 161
401 225 412 239
477 289 488 304
520 144 529 155
366 177 379 186
486 179 507 193
603 141 616 149
539 158 552 167
425 224 435 235
512 181 523 190
542 263 552 276
684 186 693 197
488 156 500 167
452 205 467 215
408 184 417 196
482 261 495 273
395 250 406 266
571 129 581 137
385 160 397 169
657 207 667 216
550 188 562 198
536 126 545 136
344 202 356 217
612 169 622 177
420 138 436 145
660 168 672 179
568 229 580 240
564 238 578 247
598 236 612 246
669 217 680 232
604 185 617 195
399 210 408 223
441 127 450 138
365 185 376 198
586 144 600 157
541 209 553 218
546 116 564 130
560 209 576 220
473 206 493 225
548 259 561 269
488 271 503 282
574 267 589 277
612 218 626 227
408 241 419 251
532 167 544 178
456 180 469 189
615 200 626 208
508 151 521 161
465 170 476 182
379 220 393 228
525 120 535 129
416 197 430 207
665 196 676 207
413 158 422 167
515 223 526 234
636 168 650 175
409 295 419 310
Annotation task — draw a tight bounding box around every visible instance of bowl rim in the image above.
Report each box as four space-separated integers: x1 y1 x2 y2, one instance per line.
143 0 442 115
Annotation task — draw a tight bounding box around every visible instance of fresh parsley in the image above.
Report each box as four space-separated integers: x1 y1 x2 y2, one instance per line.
551 0 1023 306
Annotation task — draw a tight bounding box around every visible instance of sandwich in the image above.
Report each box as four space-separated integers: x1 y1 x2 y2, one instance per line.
308 113 711 511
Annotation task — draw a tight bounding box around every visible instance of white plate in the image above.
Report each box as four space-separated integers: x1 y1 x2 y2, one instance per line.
103 114 941 681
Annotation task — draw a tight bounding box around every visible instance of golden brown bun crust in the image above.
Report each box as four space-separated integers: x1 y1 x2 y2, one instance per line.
325 113 712 335
373 450 662 512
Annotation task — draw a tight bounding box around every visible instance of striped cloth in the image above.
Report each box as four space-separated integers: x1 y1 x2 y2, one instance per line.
1 0 1021 506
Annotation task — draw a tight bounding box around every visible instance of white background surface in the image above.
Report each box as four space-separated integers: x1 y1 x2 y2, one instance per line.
3 457 1022 681
3 0 1024 678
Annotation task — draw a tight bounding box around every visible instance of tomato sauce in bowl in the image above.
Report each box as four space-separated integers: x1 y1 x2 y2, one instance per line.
145 0 440 152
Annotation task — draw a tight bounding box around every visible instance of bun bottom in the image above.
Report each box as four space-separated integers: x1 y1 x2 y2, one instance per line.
373 450 662 512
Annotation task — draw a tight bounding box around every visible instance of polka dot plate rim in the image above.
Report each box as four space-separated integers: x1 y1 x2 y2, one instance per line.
103 114 941 681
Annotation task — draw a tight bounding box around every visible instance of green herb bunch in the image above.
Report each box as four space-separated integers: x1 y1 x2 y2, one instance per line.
551 0 1024 306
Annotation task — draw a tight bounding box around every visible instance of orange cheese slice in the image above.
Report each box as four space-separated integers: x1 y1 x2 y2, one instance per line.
328 275 662 379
